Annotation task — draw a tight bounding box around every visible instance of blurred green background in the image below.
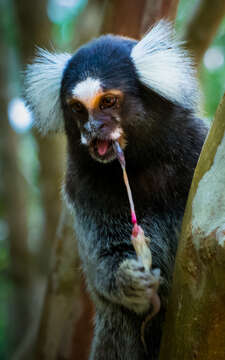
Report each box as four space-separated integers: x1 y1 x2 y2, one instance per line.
0 0 225 359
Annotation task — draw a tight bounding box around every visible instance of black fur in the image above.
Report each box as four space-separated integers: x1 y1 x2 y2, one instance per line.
60 35 208 359
61 35 138 100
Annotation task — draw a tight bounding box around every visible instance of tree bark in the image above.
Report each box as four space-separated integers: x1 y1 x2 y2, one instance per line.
159 93 225 359
184 0 225 66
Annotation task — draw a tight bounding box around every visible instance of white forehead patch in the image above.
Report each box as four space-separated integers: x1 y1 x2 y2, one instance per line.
72 77 102 102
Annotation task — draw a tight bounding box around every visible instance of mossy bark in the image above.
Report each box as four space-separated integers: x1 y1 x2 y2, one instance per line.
160 94 225 359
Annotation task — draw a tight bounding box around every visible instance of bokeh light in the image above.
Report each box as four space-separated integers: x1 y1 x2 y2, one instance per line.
8 98 33 133
203 47 224 71
47 0 87 24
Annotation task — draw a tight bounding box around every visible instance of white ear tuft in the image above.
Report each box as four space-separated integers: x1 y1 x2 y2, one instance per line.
24 49 72 134
131 21 199 110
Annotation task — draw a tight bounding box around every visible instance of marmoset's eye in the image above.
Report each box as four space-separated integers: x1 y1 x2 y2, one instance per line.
99 95 117 110
71 101 84 113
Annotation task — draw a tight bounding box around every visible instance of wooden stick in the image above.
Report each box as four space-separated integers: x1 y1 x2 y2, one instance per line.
113 141 152 270
113 141 160 355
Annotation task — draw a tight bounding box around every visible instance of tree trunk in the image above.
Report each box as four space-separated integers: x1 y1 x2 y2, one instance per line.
101 0 146 39
159 93 225 359
34 134 66 273
15 0 65 274
101 0 179 40
141 0 179 35
34 206 94 360
184 0 225 66
0 2 30 356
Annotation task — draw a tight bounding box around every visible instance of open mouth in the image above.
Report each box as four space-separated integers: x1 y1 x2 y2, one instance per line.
89 138 116 163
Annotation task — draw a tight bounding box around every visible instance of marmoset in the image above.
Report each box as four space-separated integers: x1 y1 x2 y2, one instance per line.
25 22 208 360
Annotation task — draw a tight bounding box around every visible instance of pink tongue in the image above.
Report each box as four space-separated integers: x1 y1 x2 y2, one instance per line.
97 140 109 156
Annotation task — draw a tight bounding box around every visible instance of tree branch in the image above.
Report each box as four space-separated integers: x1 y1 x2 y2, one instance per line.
184 0 225 66
101 0 146 39
160 93 225 359
141 0 179 35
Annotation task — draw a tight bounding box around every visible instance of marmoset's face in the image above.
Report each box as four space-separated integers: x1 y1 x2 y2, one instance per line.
64 77 127 163
60 36 140 163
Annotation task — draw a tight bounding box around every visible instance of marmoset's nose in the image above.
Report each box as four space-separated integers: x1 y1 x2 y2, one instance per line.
84 118 105 133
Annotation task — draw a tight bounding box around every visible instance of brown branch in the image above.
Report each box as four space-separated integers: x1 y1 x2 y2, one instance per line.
184 0 225 66
159 93 225 359
141 0 179 35
35 134 66 273
101 0 146 39
33 208 91 360
101 0 180 39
